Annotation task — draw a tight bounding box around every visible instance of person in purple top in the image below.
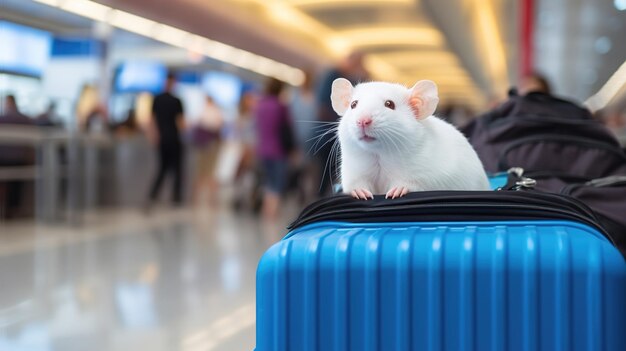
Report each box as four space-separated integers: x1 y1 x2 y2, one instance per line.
255 78 294 219
0 95 32 125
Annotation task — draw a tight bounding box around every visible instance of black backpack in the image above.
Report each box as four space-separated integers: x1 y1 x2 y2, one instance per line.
463 91 626 250
462 90 626 177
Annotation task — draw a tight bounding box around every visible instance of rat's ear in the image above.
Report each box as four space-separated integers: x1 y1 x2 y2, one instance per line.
331 78 354 116
409 80 439 120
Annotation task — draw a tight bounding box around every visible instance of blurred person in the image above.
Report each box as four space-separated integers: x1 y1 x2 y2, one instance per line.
146 72 185 208
0 95 34 219
75 84 108 132
519 72 552 95
134 92 155 130
232 89 261 212
255 78 294 219
314 51 370 196
290 71 317 146
113 108 140 136
35 102 61 127
0 95 32 125
190 96 224 206
289 70 317 204
1 94 18 115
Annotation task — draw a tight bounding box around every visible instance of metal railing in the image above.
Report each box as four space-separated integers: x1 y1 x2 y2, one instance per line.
0 125 111 223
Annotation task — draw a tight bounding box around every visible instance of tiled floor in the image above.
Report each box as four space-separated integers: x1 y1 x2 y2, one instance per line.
0 204 299 351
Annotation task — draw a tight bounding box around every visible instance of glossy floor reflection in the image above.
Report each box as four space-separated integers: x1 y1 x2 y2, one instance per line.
0 204 298 351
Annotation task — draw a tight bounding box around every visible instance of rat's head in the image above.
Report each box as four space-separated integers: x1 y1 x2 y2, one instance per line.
331 78 439 152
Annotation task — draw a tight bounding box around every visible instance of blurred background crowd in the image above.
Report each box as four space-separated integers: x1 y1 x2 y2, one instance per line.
1 1 625 223
0 47 373 221
0 0 625 350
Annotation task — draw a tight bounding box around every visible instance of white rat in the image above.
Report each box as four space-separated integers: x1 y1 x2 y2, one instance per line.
331 78 490 199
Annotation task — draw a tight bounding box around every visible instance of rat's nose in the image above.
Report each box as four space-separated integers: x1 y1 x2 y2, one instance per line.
356 117 372 127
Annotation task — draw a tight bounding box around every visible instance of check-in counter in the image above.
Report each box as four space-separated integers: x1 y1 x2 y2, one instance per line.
0 125 111 222
0 125 200 223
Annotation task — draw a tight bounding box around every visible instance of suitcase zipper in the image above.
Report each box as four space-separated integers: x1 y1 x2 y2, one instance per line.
288 191 614 245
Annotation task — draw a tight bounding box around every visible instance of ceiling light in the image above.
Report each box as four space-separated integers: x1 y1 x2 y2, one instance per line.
286 69 305 85
403 69 471 77
31 0 305 85
232 51 259 70
288 0 414 8
153 24 192 48
364 56 401 81
338 27 443 48
585 60 626 111
474 0 508 92
377 51 460 66
246 0 457 87
326 36 351 57
615 0 626 11
265 2 337 51
32 0 61 6
206 41 237 62
109 10 157 37
187 35 211 54
61 0 112 22
253 57 277 76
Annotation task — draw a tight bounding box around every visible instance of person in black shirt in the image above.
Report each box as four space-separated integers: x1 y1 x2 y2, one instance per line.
147 72 185 207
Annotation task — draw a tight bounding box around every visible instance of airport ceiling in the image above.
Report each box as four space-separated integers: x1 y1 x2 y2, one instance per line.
165 0 513 106
2 0 625 108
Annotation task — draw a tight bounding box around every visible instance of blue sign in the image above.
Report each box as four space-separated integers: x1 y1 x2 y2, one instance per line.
0 21 52 77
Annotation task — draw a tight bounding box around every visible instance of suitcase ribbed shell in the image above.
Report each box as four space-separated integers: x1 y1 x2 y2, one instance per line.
256 220 626 351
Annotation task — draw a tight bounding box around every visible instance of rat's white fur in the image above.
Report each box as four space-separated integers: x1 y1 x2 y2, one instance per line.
332 79 490 197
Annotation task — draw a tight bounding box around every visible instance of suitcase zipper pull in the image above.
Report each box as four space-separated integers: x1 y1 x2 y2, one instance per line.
498 167 537 191
514 177 537 190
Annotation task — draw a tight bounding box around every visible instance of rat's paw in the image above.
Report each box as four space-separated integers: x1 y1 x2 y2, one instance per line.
350 188 374 200
385 186 409 199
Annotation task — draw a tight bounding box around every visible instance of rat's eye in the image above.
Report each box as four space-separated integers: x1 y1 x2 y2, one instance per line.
384 100 395 110
350 100 358 109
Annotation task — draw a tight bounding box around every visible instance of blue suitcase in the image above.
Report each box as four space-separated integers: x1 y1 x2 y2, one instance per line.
256 191 626 351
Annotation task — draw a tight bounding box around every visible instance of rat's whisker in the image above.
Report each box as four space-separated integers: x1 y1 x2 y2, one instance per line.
385 129 410 152
329 140 340 191
303 123 338 133
306 133 324 144
381 129 403 154
295 120 339 124
308 123 337 130
307 129 338 156
306 130 337 155
380 137 392 154
306 126 337 143
307 126 337 135
313 134 338 155
320 138 340 194
390 133 408 155
312 126 338 144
